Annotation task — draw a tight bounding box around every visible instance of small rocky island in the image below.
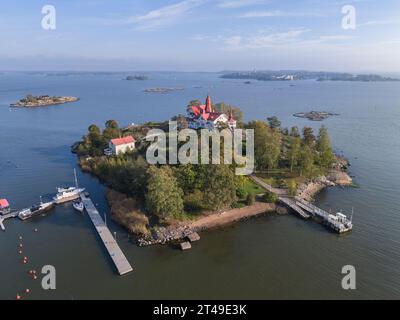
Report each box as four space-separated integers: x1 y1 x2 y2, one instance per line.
293 111 339 121
125 75 149 81
143 87 184 94
11 95 79 108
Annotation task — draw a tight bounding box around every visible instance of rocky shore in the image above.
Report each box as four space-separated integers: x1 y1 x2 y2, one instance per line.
297 157 352 201
11 95 79 107
138 225 194 247
137 202 276 247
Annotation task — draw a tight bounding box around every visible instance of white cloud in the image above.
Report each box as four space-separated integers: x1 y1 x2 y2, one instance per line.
357 19 399 27
223 36 242 47
240 10 324 18
194 29 358 51
319 35 357 41
129 0 207 29
244 29 310 48
218 0 268 9
200 29 311 50
378 39 400 45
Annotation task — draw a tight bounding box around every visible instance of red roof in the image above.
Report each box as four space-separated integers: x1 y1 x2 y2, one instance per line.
111 136 136 146
205 95 212 113
190 104 206 116
0 199 9 208
207 112 223 121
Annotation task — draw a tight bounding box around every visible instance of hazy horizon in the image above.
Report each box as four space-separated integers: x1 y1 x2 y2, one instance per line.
2 69 400 76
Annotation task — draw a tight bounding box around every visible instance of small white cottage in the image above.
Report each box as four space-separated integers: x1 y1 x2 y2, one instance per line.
107 136 136 155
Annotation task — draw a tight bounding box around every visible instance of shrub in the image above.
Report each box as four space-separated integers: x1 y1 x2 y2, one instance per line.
246 192 255 205
106 189 150 238
286 179 297 196
236 187 248 200
262 192 278 203
184 190 204 211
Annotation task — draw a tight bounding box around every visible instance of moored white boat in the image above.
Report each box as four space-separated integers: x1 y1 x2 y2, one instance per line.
53 187 85 204
53 169 85 204
73 200 84 213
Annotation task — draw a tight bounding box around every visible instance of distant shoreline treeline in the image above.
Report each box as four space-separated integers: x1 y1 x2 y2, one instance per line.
221 70 400 82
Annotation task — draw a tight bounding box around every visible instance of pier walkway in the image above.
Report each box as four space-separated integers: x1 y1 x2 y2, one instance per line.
250 175 311 219
250 175 353 233
0 212 18 231
80 194 133 275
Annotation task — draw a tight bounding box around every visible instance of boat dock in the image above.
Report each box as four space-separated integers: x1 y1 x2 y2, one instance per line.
250 175 311 219
278 196 311 219
250 175 352 233
295 198 352 233
0 212 18 231
80 193 133 275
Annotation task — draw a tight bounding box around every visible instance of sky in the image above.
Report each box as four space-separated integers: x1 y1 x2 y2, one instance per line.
0 0 399 72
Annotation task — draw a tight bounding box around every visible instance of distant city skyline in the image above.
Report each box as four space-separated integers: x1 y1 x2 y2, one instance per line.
1 0 399 72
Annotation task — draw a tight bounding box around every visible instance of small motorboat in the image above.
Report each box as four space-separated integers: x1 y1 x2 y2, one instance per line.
73 200 84 213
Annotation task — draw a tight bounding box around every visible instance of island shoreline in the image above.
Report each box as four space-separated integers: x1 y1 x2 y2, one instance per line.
77 155 352 247
10 95 79 108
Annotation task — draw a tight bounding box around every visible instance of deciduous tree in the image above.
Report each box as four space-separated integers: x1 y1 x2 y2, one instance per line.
146 166 184 219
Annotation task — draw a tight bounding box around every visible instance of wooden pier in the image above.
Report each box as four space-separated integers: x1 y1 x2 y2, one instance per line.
250 175 310 219
0 212 18 231
80 194 133 275
250 175 352 233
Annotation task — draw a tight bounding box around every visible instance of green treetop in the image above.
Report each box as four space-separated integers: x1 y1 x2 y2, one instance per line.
146 166 184 220
316 126 335 168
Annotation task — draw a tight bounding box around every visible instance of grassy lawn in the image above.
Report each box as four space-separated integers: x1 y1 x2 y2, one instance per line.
242 178 266 194
256 169 308 188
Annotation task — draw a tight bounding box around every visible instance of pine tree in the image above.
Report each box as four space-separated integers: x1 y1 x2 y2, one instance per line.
302 127 315 146
316 126 335 169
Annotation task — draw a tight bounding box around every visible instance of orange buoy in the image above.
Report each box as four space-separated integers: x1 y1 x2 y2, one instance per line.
25 289 30 294
23 260 27 264
33 275 37 280
32 270 36 274
16 294 21 300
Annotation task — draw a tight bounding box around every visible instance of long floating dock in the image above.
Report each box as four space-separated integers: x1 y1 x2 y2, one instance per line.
80 194 133 275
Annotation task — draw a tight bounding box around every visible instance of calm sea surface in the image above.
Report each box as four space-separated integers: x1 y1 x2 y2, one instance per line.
0 72 399 299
